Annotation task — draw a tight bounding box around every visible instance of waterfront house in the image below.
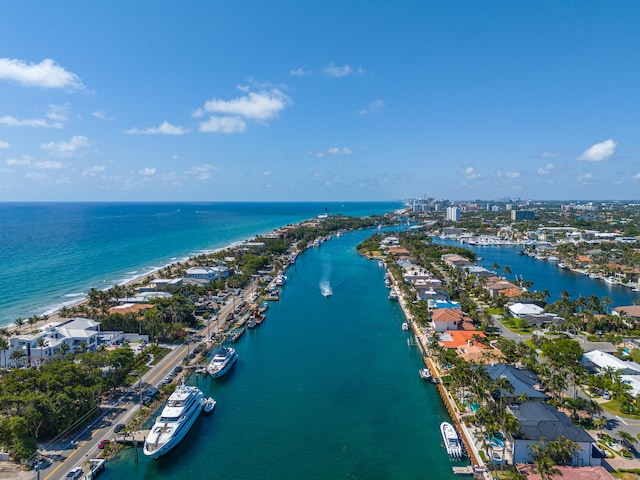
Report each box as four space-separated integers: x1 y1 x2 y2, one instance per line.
516 464 614 480
185 265 230 281
508 402 600 466
431 308 472 332
485 277 520 298
484 364 547 402
613 305 640 323
6 317 100 367
439 331 504 364
508 303 544 317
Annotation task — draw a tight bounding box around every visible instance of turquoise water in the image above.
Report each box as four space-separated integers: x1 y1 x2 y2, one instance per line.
0 202 400 326
99 229 460 479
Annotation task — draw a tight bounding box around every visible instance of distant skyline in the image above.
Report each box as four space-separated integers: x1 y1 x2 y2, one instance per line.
1 1 639 202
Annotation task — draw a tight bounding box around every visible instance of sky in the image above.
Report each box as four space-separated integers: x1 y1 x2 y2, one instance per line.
1 1 639 202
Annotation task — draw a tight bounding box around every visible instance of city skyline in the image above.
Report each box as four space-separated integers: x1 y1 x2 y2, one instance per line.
1 1 639 202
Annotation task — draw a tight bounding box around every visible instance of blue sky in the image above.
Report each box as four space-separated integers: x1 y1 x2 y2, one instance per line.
1 1 639 202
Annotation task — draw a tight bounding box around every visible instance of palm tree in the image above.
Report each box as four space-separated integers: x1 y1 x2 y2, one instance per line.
617 430 636 455
593 416 607 438
492 375 515 413
11 349 25 367
14 317 25 333
36 337 47 366
0 337 9 368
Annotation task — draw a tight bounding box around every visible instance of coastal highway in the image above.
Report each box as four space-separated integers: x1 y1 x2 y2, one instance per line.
35 288 254 480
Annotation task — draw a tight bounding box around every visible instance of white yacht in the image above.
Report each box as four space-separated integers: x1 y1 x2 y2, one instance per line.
143 382 204 458
207 347 238 378
440 421 463 458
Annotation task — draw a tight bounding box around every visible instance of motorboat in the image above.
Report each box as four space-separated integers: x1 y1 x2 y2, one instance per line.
419 368 432 380
440 421 463 458
388 290 398 301
202 397 216 414
207 347 238 378
320 280 332 297
143 382 204 458
401 322 409 331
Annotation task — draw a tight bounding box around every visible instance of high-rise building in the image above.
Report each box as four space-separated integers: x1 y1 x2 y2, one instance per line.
446 206 460 222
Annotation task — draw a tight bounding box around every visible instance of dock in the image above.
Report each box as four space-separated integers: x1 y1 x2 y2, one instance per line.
113 430 148 445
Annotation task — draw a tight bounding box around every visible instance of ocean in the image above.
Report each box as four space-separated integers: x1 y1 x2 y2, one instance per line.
98 228 460 479
0 202 401 327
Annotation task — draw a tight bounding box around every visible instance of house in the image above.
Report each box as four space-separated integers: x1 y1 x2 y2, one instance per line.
516 464 613 480
6 317 101 367
613 305 640 322
431 308 471 332
185 265 230 281
508 303 544 317
439 331 504 364
582 349 640 376
484 364 547 402
108 303 154 315
520 313 565 329
485 277 520 298
508 402 599 466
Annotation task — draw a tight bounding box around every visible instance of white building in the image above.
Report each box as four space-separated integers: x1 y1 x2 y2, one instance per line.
185 265 230 281
5 318 100 367
446 206 460 222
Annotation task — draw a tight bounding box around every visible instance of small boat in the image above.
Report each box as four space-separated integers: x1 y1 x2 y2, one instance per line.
320 280 332 297
388 290 398 301
247 318 257 329
401 322 409 331
207 347 238 378
202 397 216 413
419 368 432 380
440 421 463 458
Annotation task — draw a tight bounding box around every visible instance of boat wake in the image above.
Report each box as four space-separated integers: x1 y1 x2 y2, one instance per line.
320 280 332 297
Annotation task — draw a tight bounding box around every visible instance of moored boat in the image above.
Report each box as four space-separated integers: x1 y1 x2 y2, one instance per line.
440 421 463 458
143 382 204 458
202 397 216 413
419 368 432 380
207 347 238 378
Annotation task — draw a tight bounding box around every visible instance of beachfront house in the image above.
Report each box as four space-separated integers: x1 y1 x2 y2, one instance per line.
6 317 100 367
508 402 601 466
185 265 230 281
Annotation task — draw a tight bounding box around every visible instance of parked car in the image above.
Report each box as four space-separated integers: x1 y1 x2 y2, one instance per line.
114 423 126 433
603 390 612 400
98 439 110 449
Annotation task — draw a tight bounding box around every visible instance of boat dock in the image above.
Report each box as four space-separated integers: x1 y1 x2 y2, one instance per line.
113 430 149 445
85 458 106 480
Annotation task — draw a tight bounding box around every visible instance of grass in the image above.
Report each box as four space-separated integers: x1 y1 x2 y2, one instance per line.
600 399 640 420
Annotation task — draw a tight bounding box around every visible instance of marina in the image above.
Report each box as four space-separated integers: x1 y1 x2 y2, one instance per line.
99 228 461 479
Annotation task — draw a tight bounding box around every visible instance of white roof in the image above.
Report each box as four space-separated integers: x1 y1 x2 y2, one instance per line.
584 349 640 375
509 303 544 316
620 375 640 397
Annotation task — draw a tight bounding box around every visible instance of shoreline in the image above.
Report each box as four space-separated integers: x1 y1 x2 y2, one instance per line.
3 226 292 333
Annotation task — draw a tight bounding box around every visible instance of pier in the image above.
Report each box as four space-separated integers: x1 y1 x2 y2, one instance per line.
113 430 148 445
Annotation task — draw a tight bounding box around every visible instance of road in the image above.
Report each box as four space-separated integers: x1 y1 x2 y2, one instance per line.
35 287 257 480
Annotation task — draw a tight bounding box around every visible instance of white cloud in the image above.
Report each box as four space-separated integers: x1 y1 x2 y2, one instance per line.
26 172 46 181
185 164 218 180
198 116 246 134
0 115 62 128
0 58 84 89
358 99 385 115
82 165 106 177
124 121 189 135
323 63 353 77
6 155 32 166
289 67 311 76
198 87 291 120
0 140 9 149
139 167 156 176
41 135 90 157
463 167 480 180
91 111 113 121
578 139 616 162
578 173 593 183
541 151 557 158
632 173 640 180
537 163 555 175
35 160 66 169
262 171 271 176
328 147 352 155
505 171 521 179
